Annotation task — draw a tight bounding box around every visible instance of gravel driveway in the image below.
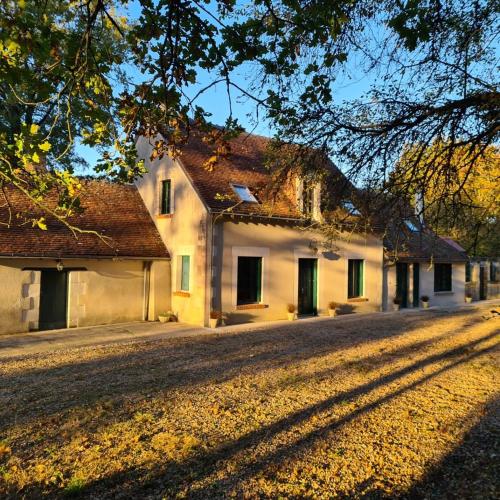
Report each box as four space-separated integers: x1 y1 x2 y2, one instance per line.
0 305 498 498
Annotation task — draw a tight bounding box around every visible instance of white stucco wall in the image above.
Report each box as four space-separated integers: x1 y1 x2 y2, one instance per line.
135 137 209 325
383 261 466 310
0 258 170 334
218 221 384 323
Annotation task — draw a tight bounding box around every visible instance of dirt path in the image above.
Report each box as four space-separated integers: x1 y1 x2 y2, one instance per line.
0 306 498 498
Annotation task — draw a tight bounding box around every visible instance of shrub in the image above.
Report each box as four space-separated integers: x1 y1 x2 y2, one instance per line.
465 292 473 298
421 295 430 302
393 296 402 305
328 301 338 310
287 303 296 313
209 310 221 320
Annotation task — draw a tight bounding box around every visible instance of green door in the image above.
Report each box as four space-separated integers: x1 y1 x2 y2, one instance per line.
39 270 68 331
412 263 420 307
298 258 317 315
396 263 408 308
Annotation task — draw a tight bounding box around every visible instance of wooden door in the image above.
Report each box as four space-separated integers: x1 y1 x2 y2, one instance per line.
39 270 68 331
396 263 408 308
298 258 317 315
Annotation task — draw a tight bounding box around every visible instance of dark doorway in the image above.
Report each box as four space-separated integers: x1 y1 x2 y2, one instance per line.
396 263 409 308
413 263 420 307
298 258 317 315
479 266 487 300
39 270 68 331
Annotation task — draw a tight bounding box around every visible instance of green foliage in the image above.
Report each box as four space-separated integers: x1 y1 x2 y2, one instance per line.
1 0 497 236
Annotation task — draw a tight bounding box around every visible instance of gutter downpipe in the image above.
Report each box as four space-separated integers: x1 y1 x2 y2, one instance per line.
142 260 152 321
205 210 215 327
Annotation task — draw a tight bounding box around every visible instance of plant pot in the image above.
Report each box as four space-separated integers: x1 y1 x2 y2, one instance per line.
287 312 296 321
209 318 218 328
465 296 472 303
328 309 336 317
393 304 400 311
158 315 168 323
422 301 429 309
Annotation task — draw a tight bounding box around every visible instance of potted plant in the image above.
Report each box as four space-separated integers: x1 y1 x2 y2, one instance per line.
328 301 338 317
287 304 297 321
158 312 169 323
393 296 401 311
158 311 177 323
421 295 430 308
465 293 473 303
209 310 221 328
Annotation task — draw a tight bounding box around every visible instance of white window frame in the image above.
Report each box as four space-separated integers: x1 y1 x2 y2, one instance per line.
296 178 322 220
231 184 259 203
231 246 269 307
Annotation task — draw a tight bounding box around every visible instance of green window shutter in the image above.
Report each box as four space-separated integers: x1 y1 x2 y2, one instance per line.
161 180 171 214
256 257 262 302
465 262 471 282
181 255 190 291
359 260 364 296
348 259 363 298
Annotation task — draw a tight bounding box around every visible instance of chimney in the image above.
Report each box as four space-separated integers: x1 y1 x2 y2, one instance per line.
415 191 424 225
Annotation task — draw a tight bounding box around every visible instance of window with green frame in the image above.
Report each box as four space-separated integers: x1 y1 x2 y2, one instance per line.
434 263 452 292
160 179 171 214
180 255 190 291
348 259 364 298
237 257 262 305
491 261 497 282
465 261 472 282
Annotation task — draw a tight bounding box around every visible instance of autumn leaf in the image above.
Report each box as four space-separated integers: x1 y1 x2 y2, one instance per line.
36 217 47 230
39 141 51 152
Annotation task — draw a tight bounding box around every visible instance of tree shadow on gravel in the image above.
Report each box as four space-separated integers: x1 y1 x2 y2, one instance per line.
403 396 499 500
0 311 479 431
59 329 498 499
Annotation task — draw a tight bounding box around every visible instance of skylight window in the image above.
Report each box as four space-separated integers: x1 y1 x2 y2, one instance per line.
342 201 360 215
405 220 419 232
231 184 258 203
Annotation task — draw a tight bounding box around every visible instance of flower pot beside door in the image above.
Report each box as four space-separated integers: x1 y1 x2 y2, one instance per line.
393 297 401 311
465 294 473 303
287 304 297 321
421 295 430 308
209 311 221 328
328 301 337 317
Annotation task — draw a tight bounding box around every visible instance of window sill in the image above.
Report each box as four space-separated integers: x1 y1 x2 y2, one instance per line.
173 291 190 297
347 297 369 302
157 214 173 219
236 303 269 310
434 291 453 295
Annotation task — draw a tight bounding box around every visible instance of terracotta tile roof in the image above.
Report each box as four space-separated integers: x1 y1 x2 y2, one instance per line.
178 130 303 219
384 224 468 262
0 180 169 259
177 129 467 262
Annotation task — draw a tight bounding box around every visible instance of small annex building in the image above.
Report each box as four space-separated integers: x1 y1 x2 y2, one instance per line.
0 180 169 334
383 224 468 310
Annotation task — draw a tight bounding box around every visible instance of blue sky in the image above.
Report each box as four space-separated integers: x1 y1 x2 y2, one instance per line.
76 1 374 173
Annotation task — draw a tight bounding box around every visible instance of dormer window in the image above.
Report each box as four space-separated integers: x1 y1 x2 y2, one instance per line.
302 180 314 216
231 184 258 203
405 220 419 232
297 178 321 220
